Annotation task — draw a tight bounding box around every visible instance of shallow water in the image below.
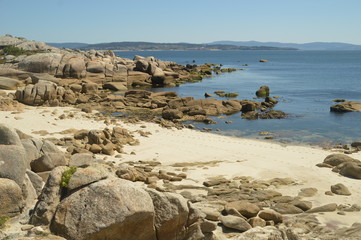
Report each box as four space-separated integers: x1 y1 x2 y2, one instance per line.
116 50 361 145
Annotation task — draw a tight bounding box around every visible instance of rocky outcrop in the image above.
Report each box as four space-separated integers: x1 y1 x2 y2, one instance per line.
330 101 361 112
29 164 207 240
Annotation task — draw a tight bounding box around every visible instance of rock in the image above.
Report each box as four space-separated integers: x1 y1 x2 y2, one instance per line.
0 124 23 146
162 109 184 120
330 183 351 195
63 57 86 79
248 217 266 228
258 209 283 224
30 166 67 225
306 203 337 213
220 215 252 232
0 178 24 217
350 141 361 148
22 139 42 166
18 53 63 74
67 164 111 191
259 59 269 62
26 169 44 196
0 76 22 90
323 154 358 166
81 82 98 94
30 140 67 172
339 162 361 179
255 86 270 97
259 110 287 119
298 187 318 197
69 153 94 167
86 61 105 73
15 81 63 106
0 127 27 187
330 101 361 112
201 220 217 233
103 82 127 91
22 173 38 207
291 200 313 211
50 178 157 240
272 203 304 214
134 59 149 72
230 226 284 240
201 207 221 221
224 200 261 218
146 189 189 240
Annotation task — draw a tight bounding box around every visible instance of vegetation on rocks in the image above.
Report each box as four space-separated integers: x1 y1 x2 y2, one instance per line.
1 45 28 56
0 216 9 229
60 167 77 188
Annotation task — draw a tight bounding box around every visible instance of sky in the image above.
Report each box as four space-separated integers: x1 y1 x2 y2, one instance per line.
1 0 361 45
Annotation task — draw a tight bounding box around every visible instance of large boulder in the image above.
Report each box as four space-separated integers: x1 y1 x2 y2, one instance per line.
146 189 189 240
18 53 63 74
255 86 270 98
0 178 24 217
50 178 157 240
15 80 64 106
0 124 27 186
0 76 22 90
63 57 86 79
330 101 361 112
86 61 105 73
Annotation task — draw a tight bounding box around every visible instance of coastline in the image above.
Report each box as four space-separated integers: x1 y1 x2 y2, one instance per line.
2 105 361 229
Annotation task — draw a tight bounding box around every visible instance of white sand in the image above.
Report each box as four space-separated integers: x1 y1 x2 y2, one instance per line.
1 106 361 228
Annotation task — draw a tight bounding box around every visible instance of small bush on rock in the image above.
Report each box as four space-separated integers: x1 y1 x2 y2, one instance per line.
61 167 77 188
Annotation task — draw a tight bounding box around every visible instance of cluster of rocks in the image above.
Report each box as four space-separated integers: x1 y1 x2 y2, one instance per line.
317 153 361 179
49 126 138 156
0 35 233 93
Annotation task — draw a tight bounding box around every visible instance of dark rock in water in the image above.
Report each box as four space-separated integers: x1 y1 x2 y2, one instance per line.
204 92 213 98
259 110 287 119
332 99 345 102
330 101 361 112
259 59 269 62
351 141 361 148
255 86 270 97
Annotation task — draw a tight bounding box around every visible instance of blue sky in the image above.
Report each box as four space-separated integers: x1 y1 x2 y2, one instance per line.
1 0 361 44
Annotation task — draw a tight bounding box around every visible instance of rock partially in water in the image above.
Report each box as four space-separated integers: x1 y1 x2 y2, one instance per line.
330 101 361 112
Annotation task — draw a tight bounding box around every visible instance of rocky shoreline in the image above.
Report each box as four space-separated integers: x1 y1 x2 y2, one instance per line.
1 35 361 240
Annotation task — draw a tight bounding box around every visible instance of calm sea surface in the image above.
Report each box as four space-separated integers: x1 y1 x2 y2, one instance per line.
115 50 361 145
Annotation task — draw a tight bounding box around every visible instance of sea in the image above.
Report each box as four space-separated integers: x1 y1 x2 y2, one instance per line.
115 50 361 146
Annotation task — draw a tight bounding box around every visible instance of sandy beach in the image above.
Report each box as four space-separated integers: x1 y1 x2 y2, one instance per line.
2 105 361 233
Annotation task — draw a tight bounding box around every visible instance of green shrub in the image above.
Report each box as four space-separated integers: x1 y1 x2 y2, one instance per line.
0 216 9 229
60 167 77 188
2 45 28 56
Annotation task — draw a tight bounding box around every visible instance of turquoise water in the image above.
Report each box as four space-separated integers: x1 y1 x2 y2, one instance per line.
115 50 361 145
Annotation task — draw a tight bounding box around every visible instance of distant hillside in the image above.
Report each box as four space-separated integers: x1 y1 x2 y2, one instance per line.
46 41 296 51
77 42 297 51
46 42 90 49
209 41 361 50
